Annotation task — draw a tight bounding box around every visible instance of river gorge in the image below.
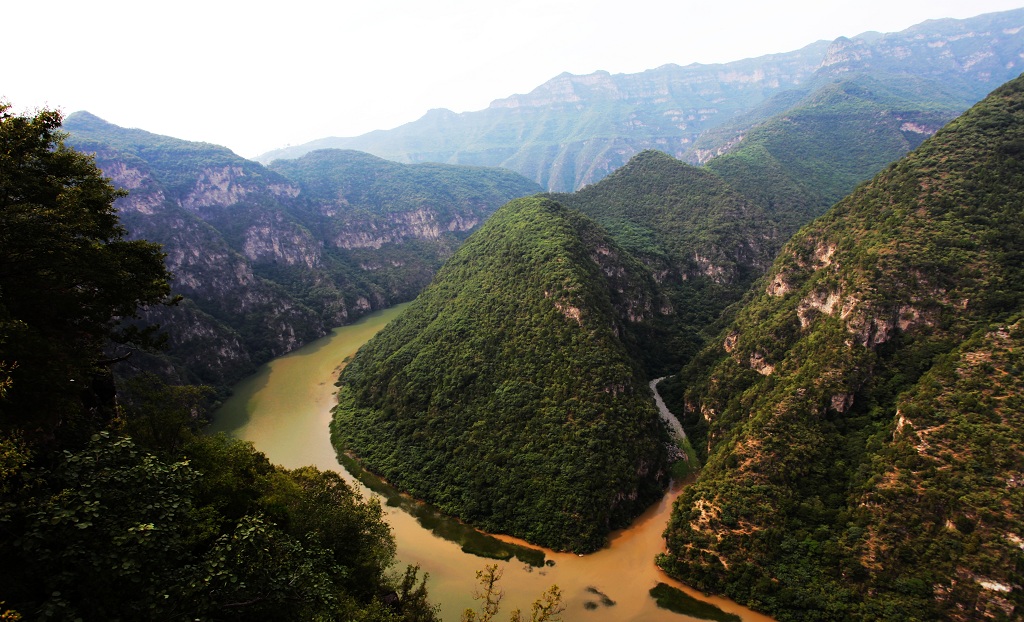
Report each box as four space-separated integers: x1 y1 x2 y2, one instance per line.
208 306 772 622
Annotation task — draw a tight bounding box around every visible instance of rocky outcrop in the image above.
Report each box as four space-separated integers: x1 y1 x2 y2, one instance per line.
65 114 540 389
660 71 1024 621
328 208 478 249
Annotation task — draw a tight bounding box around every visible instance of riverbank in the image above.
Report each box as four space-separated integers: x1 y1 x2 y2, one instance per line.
210 306 772 621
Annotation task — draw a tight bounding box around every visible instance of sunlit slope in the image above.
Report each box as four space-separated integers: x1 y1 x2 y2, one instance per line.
659 74 1024 620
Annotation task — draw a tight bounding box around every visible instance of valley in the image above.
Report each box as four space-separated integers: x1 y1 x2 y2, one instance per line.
2 6 1023 620
209 306 770 622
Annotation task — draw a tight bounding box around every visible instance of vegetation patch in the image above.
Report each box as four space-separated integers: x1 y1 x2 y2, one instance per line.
649 583 740 621
332 197 671 552
335 451 546 566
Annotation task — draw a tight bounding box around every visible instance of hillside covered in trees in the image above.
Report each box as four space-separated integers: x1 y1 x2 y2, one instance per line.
658 72 1024 620
332 197 672 552
549 150 779 372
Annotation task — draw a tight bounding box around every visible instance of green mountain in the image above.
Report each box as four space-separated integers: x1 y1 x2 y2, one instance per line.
331 197 672 552
549 150 779 371
701 74 965 233
258 9 1024 192
658 74 1024 620
63 113 540 390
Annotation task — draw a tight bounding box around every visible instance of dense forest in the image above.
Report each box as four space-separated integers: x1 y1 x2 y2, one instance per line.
332 197 672 552
0 105 442 621
658 73 1024 620
549 150 778 372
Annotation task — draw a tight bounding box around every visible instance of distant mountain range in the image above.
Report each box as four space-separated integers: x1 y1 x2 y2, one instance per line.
257 8 1024 192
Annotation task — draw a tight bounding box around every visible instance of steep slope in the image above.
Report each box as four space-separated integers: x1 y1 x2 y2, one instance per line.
64 114 540 389
699 74 964 233
260 9 1024 192
550 150 778 371
658 75 1024 620
332 197 672 552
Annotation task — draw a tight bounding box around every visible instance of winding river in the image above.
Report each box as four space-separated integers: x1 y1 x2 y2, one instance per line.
209 306 772 622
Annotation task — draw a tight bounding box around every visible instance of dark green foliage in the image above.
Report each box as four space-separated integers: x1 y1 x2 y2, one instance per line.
648 583 740 622
659 74 1024 619
550 150 779 373
333 197 670 552
0 104 173 443
0 431 427 621
0 112 439 621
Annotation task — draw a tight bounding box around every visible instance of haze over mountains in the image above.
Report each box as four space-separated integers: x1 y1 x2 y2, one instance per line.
258 8 1024 192
11 6 1019 620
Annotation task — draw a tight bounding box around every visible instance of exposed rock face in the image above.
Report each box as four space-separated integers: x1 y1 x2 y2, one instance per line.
660 72 1024 621
242 215 322 268
64 114 540 388
328 208 476 249
817 13 1023 80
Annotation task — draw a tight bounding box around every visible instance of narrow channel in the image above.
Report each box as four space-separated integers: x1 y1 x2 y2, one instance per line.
209 306 772 621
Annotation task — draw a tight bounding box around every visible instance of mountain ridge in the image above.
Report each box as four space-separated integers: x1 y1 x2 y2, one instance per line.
256 8 1024 192
331 196 673 552
63 113 541 391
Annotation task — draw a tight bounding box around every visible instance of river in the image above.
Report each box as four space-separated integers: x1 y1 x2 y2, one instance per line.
209 306 772 622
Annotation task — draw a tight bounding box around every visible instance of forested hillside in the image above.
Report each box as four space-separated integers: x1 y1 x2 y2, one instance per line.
701 74 964 233
332 197 672 552
550 150 778 371
0 105 438 621
260 8 1024 192
64 113 540 391
658 73 1024 620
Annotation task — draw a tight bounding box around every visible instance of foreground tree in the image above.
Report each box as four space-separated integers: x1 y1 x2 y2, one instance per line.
0 103 441 620
0 102 173 444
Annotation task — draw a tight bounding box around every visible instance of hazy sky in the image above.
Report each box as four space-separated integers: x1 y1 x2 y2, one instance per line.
4 1 1022 157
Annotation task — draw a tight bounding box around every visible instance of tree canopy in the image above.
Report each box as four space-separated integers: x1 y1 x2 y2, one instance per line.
0 103 172 442
0 105 442 621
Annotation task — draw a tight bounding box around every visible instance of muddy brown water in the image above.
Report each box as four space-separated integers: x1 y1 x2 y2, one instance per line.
209 305 773 622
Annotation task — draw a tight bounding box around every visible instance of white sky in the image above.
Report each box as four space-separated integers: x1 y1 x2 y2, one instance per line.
4 1 1022 158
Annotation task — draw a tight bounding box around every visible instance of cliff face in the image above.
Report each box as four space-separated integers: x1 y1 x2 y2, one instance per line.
658 73 1024 621
64 115 540 388
259 9 1024 192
